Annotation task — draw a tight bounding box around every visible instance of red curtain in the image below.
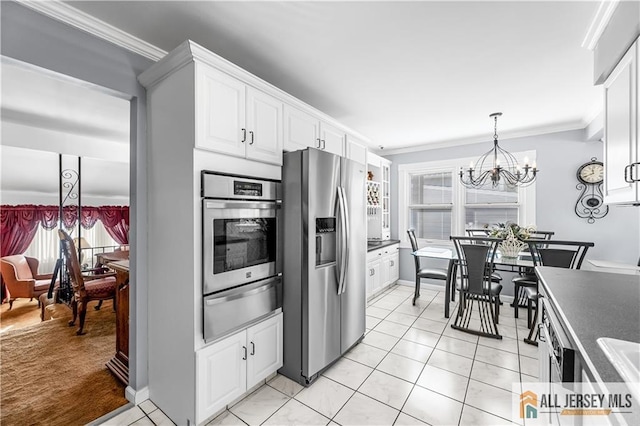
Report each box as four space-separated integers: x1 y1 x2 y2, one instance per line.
98 206 129 244
0 206 41 257
0 205 129 256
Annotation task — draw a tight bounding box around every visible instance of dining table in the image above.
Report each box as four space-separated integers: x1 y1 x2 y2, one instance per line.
412 244 534 318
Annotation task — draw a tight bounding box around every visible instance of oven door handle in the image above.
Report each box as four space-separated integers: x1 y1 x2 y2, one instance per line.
204 200 280 210
205 279 277 305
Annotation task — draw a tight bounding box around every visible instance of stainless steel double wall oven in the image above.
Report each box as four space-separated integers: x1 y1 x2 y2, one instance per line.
201 172 282 343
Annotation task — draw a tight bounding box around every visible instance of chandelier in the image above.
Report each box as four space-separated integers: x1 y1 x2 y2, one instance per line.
459 112 538 188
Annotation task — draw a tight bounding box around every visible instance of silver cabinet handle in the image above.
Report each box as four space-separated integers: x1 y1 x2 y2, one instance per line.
249 131 254 145
242 346 247 360
316 138 322 149
250 342 255 355
322 140 326 150
390 260 394 267
625 164 633 183
241 128 247 143
631 162 640 183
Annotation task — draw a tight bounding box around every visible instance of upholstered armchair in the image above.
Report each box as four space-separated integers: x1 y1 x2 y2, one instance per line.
0 255 53 309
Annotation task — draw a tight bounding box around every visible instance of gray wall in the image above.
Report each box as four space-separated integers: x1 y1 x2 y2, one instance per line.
1 2 153 396
384 129 640 294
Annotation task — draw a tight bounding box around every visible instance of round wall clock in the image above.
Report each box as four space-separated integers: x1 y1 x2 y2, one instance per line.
575 157 608 223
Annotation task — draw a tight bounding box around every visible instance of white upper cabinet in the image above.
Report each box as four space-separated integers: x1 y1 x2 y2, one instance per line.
197 65 283 165
197 65 246 157
284 105 320 152
603 38 639 204
246 88 283 165
346 135 367 165
320 122 346 157
283 104 347 156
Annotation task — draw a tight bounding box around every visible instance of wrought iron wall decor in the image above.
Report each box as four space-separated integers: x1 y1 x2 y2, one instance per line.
575 157 608 224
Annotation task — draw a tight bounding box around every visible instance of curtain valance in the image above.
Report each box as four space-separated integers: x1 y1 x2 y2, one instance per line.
0 205 129 257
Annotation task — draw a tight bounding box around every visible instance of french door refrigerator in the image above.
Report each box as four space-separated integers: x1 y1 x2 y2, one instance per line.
280 148 366 385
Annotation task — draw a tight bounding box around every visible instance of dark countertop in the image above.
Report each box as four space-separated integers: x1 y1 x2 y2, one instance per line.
367 239 401 252
536 266 640 383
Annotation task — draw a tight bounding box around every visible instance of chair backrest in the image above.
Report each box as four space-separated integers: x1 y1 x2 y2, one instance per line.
528 230 554 241
450 236 501 294
0 255 36 281
465 229 490 237
58 229 86 297
525 240 594 270
407 229 421 272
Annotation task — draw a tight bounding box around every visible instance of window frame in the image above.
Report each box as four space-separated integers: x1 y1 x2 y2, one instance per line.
398 151 536 247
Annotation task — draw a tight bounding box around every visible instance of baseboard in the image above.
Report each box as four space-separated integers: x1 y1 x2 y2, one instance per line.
126 385 150 405
395 280 515 304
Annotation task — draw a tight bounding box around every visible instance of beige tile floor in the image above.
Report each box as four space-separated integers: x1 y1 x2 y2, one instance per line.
100 284 539 425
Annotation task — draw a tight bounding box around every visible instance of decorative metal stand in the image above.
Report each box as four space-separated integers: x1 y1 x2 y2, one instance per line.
47 155 82 304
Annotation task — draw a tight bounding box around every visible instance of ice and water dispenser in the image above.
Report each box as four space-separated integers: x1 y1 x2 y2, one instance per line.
315 217 336 266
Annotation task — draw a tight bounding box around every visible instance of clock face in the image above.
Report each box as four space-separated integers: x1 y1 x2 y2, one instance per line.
578 162 604 184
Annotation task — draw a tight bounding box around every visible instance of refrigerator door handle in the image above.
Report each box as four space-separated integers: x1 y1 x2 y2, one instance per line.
335 186 343 294
340 186 350 295
336 186 349 295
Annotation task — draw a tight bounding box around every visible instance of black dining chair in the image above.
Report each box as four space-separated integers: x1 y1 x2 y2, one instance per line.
511 230 554 318
450 236 503 339
407 229 448 305
522 239 594 345
466 228 504 286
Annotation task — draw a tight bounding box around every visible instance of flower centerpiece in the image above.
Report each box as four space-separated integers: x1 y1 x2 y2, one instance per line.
489 222 536 258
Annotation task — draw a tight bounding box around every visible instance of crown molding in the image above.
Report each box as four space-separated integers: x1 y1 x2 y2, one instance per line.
582 0 621 51
14 0 167 61
377 120 588 156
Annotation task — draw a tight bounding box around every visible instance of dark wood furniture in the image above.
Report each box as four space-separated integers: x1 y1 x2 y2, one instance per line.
58 229 117 335
95 250 129 267
105 259 130 385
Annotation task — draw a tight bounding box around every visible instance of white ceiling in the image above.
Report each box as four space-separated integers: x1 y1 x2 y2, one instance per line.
63 0 602 152
1 59 130 204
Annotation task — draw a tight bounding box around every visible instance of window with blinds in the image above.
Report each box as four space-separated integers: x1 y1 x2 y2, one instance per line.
464 181 519 228
408 171 453 240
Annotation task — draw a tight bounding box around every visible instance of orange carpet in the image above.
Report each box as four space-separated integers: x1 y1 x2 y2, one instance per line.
0 300 127 425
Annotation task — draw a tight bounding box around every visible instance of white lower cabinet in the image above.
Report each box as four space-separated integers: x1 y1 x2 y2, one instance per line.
196 312 283 424
366 256 382 297
366 243 400 300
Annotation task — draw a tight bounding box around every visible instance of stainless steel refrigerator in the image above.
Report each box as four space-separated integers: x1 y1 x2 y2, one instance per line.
280 148 366 385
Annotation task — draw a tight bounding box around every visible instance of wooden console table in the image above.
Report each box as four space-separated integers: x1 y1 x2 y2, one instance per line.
105 260 130 385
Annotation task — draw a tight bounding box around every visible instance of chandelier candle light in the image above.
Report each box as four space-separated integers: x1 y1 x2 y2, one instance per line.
460 112 538 188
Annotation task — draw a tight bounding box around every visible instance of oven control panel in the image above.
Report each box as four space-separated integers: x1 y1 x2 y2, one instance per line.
202 171 281 201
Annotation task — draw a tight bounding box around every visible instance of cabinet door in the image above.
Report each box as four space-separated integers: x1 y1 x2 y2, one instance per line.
366 257 382 298
320 122 346 156
604 42 638 204
246 88 283 165
284 105 320 152
389 250 400 284
381 251 391 287
196 65 247 157
246 313 283 389
196 330 247 423
346 135 367 165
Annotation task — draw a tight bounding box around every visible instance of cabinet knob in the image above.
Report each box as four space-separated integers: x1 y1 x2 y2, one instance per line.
390 260 394 267
241 128 247 143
